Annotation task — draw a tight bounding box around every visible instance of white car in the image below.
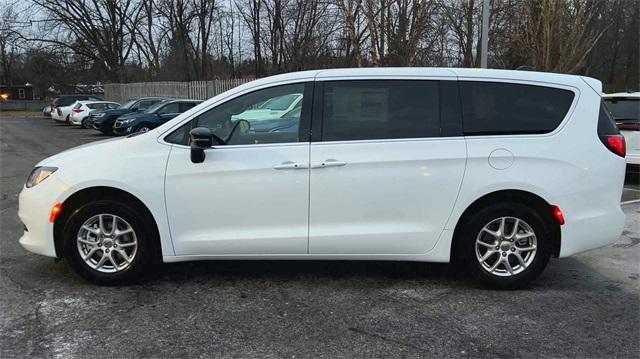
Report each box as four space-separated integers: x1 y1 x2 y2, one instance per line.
69 101 120 128
232 93 302 122
603 92 639 174
18 68 626 288
50 95 103 123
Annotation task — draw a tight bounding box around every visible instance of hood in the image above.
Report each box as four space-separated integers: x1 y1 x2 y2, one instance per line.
117 112 155 121
93 108 131 116
38 137 123 167
36 129 162 169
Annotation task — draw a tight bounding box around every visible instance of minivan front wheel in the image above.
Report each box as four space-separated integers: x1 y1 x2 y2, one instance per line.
63 200 156 284
460 203 551 289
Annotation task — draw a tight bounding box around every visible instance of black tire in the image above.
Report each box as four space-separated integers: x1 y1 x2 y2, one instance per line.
457 202 552 289
137 125 151 133
80 118 87 129
65 115 71 125
63 200 159 285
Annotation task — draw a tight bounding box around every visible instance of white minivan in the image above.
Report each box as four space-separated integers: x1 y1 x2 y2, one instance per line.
18 68 627 288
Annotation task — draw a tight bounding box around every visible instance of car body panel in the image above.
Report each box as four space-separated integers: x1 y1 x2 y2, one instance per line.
18 133 174 257
165 143 311 255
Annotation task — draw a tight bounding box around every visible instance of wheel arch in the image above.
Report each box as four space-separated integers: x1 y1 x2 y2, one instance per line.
53 186 162 259
450 189 561 261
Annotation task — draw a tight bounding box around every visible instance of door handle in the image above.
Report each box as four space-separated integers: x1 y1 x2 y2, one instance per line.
311 159 347 169
273 161 308 170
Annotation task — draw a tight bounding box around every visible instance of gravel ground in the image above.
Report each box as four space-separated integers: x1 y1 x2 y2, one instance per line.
1 116 639 358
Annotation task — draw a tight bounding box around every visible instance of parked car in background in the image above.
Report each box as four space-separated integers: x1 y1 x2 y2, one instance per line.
603 92 639 176
90 97 168 135
231 93 302 122
113 99 202 136
69 101 121 128
50 95 103 123
42 105 52 117
249 103 301 133
17 68 626 289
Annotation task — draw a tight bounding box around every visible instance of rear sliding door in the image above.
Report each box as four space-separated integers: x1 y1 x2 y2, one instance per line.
308 79 467 255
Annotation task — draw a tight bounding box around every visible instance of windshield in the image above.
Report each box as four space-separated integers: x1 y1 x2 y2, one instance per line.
145 101 170 114
603 98 639 123
258 94 301 111
120 99 138 109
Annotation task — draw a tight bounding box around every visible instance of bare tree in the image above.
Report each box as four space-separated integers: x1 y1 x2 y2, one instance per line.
0 2 21 85
236 0 263 77
29 0 144 82
513 0 608 73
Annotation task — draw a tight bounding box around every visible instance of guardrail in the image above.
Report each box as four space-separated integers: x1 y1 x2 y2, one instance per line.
104 79 253 103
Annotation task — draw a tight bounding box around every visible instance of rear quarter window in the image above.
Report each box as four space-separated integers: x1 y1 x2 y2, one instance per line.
460 81 575 135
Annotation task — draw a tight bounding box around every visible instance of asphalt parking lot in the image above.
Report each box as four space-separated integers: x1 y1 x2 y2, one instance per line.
1 116 639 358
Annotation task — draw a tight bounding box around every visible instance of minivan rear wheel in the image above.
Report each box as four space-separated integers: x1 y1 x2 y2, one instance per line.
459 202 551 289
63 200 157 284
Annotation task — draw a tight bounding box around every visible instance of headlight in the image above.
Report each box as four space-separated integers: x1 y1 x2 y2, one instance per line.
26 166 58 188
119 119 133 124
94 113 106 118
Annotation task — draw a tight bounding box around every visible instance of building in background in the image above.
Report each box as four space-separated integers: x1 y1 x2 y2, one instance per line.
0 84 35 101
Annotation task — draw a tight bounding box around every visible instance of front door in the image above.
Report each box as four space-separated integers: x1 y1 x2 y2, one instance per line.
308 79 466 255
164 82 313 256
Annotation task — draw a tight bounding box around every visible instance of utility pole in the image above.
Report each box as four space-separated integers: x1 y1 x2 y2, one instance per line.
480 0 490 68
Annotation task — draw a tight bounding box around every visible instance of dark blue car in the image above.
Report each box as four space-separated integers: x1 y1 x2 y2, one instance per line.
91 97 168 135
112 99 202 136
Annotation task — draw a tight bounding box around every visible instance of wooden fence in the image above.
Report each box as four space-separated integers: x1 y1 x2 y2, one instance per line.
104 79 253 103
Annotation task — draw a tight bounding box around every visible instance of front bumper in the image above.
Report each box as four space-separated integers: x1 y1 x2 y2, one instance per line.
91 118 113 133
112 121 134 135
18 175 69 258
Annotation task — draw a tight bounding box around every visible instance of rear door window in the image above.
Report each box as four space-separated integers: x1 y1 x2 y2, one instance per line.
136 100 160 111
460 81 575 135
158 103 180 115
320 80 440 141
180 102 198 112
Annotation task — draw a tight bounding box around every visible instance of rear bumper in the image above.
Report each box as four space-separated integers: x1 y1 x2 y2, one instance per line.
626 155 640 167
558 204 625 257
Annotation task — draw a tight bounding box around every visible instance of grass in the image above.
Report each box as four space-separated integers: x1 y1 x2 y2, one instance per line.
0 111 44 118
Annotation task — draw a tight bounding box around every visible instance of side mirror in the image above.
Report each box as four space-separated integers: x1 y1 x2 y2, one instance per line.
189 127 213 163
131 107 138 112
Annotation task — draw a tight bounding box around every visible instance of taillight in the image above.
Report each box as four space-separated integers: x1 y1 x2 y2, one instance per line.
597 101 626 158
73 108 84 113
602 135 626 157
52 103 59 108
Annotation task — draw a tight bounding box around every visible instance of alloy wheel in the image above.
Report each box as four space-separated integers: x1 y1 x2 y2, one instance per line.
76 214 138 273
475 216 537 277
